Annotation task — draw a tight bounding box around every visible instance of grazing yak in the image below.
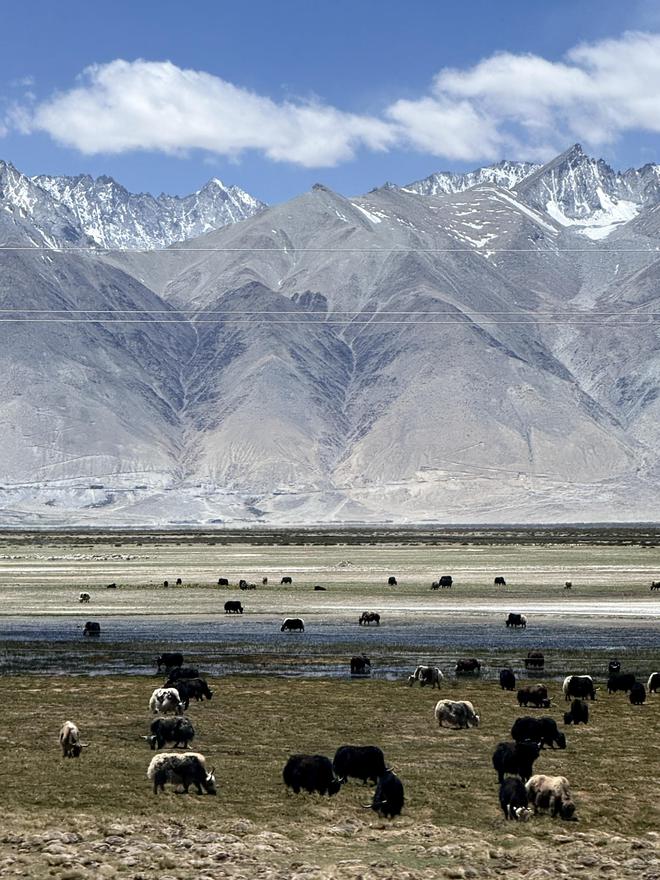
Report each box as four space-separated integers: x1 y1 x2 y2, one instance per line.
408 665 443 688
149 687 184 716
369 770 404 819
59 721 87 758
176 678 213 708
163 581 169 588
106 582 117 589
217 578 229 586
494 576 507 586
431 576 453 589
176 578 182 586
506 613 527 629
647 672 660 694
157 652 184 673
282 754 342 796
147 752 216 795
517 685 550 708
166 667 200 684
455 658 481 673
387 576 398 586
434 699 480 729
608 659 621 676
564 581 572 590
499 777 532 821
313 585 326 591
512 716 566 750
224 600 243 614
333 745 386 784
281 617 304 632
651 581 660 591
83 621 100 636
79 592 91 603
607 673 636 694
492 740 541 785
563 699 589 725
499 669 516 691
281 576 293 585
563 675 596 701
359 611 380 626
350 654 371 675
526 774 576 820
240 582 256 590
524 651 545 670
629 682 646 705
262 577 268 585
144 717 195 750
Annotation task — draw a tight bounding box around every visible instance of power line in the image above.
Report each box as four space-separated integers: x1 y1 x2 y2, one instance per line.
2 245 660 253
0 318 656 326
0 308 655 316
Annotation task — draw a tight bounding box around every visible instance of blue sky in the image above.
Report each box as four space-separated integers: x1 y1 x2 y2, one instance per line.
2 0 660 203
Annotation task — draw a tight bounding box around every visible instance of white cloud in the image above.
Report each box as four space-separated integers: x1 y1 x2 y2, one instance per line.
386 96 504 161
27 59 395 167
396 31 660 158
13 33 660 166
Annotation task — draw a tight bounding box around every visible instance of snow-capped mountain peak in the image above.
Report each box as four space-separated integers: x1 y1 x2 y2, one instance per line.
403 159 540 197
402 145 660 240
0 160 90 247
32 171 266 249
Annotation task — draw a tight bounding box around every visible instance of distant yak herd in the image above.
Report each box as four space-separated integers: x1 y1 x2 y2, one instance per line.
76 573 660 643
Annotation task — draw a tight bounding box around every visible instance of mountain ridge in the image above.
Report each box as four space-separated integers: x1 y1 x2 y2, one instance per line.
0 160 266 250
0 145 658 524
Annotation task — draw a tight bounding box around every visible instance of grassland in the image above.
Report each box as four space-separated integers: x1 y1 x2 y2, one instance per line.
1 674 659 879
0 530 658 877
0 535 658 615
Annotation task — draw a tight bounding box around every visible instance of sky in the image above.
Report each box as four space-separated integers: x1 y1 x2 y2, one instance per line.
2 0 660 203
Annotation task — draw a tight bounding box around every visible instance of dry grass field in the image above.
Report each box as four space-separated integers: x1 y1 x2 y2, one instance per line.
0 673 659 879
0 530 658 877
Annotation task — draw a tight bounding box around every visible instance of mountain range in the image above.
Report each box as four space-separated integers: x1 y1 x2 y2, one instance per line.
0 160 265 249
0 144 658 525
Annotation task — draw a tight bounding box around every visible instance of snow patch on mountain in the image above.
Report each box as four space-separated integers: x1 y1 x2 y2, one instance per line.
546 189 639 239
484 188 559 235
352 203 383 224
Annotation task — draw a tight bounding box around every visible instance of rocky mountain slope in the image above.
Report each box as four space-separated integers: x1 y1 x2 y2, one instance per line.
0 147 658 525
